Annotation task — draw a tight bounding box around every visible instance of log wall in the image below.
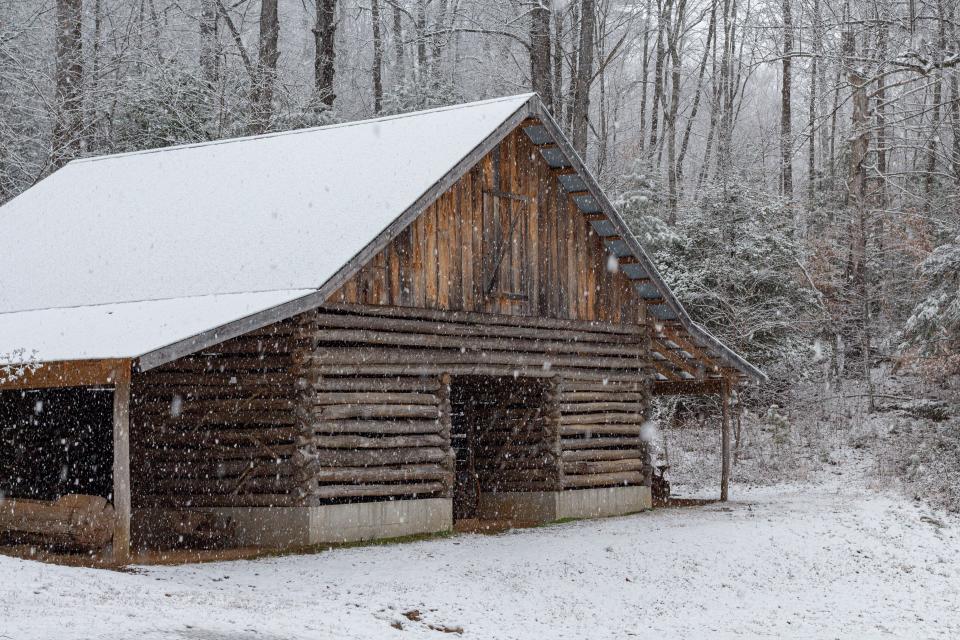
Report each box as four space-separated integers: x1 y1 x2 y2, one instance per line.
130 319 309 509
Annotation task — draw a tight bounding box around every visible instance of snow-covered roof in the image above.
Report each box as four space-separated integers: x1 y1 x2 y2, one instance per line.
0 290 314 364
0 95 532 365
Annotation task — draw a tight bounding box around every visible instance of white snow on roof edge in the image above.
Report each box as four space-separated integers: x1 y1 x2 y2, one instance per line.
0 289 315 366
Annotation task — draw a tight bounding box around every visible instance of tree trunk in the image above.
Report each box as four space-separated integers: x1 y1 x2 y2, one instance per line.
719 381 730 501
530 0 554 109
415 0 428 86
779 0 793 199
371 0 384 113
199 0 220 89
393 2 405 69
806 0 820 206
924 0 945 208
948 4 960 185
665 0 687 221
648 0 671 152
553 6 564 119
842 27 873 412
250 0 279 134
313 0 337 109
570 0 595 156
677 0 715 202
51 0 84 170
638 0 652 151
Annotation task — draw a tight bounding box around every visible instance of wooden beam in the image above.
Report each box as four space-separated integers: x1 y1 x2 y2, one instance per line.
650 337 701 378
0 358 129 391
651 378 724 396
720 378 731 502
111 361 132 565
656 325 721 373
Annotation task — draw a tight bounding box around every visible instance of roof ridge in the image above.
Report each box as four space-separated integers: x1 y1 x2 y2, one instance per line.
68 93 535 167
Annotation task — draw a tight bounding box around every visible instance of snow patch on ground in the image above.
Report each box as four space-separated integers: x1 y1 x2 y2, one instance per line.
2 482 959 639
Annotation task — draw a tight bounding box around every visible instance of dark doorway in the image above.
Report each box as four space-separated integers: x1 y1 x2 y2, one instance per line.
449 376 550 522
0 387 113 501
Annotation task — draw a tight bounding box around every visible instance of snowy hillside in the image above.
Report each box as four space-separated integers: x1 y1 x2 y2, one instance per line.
2 481 958 639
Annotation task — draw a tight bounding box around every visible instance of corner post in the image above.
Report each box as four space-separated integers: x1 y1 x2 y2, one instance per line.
720 377 731 502
111 361 132 564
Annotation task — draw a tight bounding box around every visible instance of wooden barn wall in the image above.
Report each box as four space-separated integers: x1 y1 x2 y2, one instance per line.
129 126 656 516
330 127 644 326
130 319 310 510
302 305 651 494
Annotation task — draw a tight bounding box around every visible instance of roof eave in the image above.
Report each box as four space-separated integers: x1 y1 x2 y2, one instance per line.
526 97 767 384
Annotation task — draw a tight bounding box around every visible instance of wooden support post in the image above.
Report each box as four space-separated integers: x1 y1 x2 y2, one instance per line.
719 379 731 502
111 361 132 564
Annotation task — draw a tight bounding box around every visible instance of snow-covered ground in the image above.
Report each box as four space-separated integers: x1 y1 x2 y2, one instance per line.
2 482 959 639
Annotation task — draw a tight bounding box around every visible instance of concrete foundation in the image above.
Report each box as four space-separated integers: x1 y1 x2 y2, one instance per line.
135 498 452 549
478 485 651 522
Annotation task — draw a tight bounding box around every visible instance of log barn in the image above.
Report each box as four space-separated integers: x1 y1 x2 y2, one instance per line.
0 94 764 563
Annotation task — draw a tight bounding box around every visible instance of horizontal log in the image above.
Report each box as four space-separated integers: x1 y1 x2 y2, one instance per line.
313 434 446 449
310 481 445 499
311 464 448 483
136 493 306 508
558 413 643 426
313 347 644 371
313 376 442 392
558 402 646 413
138 427 301 447
559 424 643 437
152 356 293 373
138 398 296 413
314 419 443 435
148 475 304 496
316 404 441 420
313 364 647 382
558 381 648 393
312 328 644 357
561 437 646 450
136 444 300 463
562 459 644 475
0 494 114 549
135 412 299 428
561 449 646 462
558 392 648 402
139 458 298 480
310 447 450 467
314 392 439 406
136 372 297 387
561 471 643 488
193 337 299 355
318 304 644 336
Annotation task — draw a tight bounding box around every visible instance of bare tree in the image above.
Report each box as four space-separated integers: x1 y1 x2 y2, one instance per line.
372 0 384 113
51 0 84 169
250 0 280 133
314 0 337 109
570 0 595 155
779 0 793 199
530 0 554 108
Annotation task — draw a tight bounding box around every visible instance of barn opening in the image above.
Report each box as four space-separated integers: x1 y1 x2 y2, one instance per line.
0 387 114 503
449 375 552 523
